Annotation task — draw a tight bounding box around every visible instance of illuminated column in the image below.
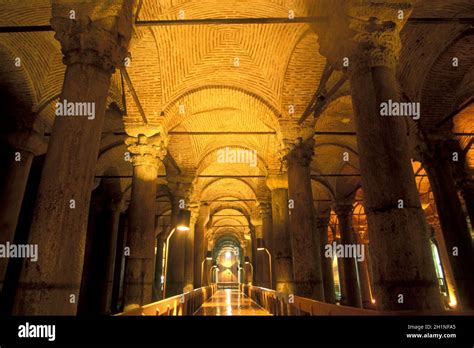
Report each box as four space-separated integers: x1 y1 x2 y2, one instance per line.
346 21 442 311
13 3 134 315
417 135 474 309
193 204 210 288
315 209 335 304
334 204 362 308
267 174 294 294
166 179 192 296
354 228 374 309
0 131 45 293
153 224 167 301
259 202 273 289
286 139 324 300
123 134 167 310
251 217 264 286
184 204 199 292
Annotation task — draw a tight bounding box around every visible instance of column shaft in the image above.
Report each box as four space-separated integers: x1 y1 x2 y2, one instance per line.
350 62 441 310
100 205 121 314
336 206 362 308
271 188 294 294
123 162 158 309
316 211 335 304
287 141 324 300
13 64 112 315
425 157 474 309
0 150 34 293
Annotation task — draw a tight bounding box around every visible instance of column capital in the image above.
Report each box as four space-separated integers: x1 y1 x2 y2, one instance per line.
188 202 201 225
285 138 314 167
257 201 272 218
4 129 47 156
51 0 135 73
125 133 167 169
167 176 195 202
413 131 457 167
266 173 288 190
334 204 353 218
349 18 401 72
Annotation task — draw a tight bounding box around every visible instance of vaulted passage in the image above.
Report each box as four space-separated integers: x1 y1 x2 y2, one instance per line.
0 0 473 318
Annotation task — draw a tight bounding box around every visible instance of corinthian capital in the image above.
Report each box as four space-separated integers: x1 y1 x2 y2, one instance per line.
285 138 315 167
125 133 168 169
51 0 135 73
350 17 401 71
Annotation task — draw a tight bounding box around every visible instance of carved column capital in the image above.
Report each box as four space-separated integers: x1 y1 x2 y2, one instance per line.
51 0 135 73
413 132 457 167
168 176 195 204
125 133 167 169
350 18 401 72
285 138 315 167
258 201 272 218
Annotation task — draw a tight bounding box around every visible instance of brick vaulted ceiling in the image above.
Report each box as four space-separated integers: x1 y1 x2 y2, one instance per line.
0 0 473 243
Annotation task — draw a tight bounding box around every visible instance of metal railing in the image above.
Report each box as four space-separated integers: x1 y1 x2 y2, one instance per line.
240 284 380 316
117 284 217 316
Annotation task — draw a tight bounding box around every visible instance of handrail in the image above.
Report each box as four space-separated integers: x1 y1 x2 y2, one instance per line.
240 284 380 316
116 284 217 316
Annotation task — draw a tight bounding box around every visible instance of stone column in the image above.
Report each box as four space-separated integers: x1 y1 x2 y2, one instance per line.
251 218 265 287
184 204 199 292
100 199 124 314
334 204 362 308
122 134 166 310
315 209 335 304
0 131 45 294
13 4 134 315
286 139 324 300
193 204 209 288
354 228 373 309
153 226 167 301
346 20 441 311
166 179 192 296
250 228 258 285
259 202 273 289
417 136 474 309
267 174 294 294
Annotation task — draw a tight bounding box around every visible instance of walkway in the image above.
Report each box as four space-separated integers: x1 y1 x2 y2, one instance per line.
193 289 271 316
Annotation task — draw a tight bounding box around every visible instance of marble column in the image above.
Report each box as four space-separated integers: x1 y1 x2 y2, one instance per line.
347 21 441 311
315 209 335 304
100 199 124 314
13 5 134 315
184 204 199 292
259 202 273 289
250 228 258 285
153 226 167 301
267 174 294 294
418 136 474 309
251 219 265 287
166 180 192 296
334 205 362 308
354 229 373 309
0 131 45 294
193 204 209 288
287 139 324 300
122 134 166 310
